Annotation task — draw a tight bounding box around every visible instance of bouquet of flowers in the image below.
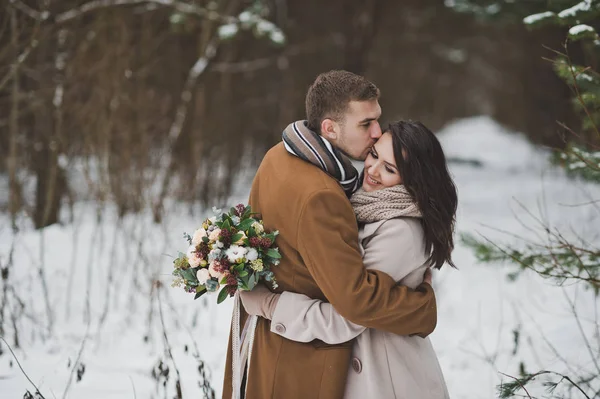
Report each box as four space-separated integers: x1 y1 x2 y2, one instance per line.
172 204 280 304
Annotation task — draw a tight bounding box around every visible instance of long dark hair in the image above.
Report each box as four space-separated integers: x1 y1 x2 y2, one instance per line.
387 120 458 269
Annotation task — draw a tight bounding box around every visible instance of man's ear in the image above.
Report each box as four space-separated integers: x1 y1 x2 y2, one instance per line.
321 119 338 140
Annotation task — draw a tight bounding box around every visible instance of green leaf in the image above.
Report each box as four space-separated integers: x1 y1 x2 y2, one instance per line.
247 273 258 291
239 270 249 277
242 206 252 219
231 233 243 243
248 226 257 238
222 218 231 230
194 287 207 300
202 236 209 244
217 286 229 304
234 263 245 272
240 273 249 287
181 268 198 282
267 248 281 259
237 218 255 232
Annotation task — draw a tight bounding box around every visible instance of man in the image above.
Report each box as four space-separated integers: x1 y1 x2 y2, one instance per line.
222 70 436 399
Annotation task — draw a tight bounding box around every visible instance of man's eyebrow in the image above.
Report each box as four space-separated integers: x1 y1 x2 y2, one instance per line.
358 117 377 124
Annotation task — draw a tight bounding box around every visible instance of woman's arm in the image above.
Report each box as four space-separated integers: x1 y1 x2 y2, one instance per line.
270 291 366 344
241 219 427 343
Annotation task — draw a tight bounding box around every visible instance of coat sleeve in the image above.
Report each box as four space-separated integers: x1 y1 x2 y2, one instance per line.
269 291 366 344
269 219 424 343
296 189 436 337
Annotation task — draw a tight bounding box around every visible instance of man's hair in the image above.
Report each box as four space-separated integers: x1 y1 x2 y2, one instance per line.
305 70 380 133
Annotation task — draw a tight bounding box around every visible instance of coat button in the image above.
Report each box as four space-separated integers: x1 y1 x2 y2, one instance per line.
352 357 362 374
275 323 286 334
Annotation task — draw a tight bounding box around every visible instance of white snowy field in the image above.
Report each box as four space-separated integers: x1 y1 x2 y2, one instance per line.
1 116 598 399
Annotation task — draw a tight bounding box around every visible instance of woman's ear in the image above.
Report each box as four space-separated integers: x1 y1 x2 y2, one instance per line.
321 119 338 140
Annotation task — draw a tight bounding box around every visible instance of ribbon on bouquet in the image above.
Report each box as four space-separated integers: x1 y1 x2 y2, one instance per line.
232 290 258 399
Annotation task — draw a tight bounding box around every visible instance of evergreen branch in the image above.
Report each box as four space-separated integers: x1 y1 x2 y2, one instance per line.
563 46 600 137
498 371 533 399
498 370 592 399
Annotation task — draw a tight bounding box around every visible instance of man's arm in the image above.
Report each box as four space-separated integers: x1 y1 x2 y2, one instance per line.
296 189 436 337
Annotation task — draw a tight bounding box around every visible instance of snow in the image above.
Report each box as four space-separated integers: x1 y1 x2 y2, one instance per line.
558 0 592 19
1 116 599 398
217 23 238 40
523 11 555 25
569 24 596 36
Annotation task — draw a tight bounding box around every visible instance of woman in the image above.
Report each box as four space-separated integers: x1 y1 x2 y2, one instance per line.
241 120 457 398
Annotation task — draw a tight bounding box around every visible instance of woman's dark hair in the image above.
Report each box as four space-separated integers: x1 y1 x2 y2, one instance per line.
387 120 458 269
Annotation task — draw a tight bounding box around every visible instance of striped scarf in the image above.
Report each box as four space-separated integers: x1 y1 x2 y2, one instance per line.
282 120 359 197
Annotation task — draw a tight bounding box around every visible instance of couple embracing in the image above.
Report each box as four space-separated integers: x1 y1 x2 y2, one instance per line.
222 70 457 399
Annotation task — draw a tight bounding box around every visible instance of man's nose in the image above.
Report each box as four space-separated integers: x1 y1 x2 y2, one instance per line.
370 122 382 139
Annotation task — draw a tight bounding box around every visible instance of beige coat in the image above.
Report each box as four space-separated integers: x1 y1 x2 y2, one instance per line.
222 143 437 399
270 217 450 399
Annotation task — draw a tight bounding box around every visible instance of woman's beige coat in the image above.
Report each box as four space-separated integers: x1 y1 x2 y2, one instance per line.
270 217 450 399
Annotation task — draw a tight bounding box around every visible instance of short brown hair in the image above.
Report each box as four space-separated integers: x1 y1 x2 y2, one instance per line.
305 70 380 133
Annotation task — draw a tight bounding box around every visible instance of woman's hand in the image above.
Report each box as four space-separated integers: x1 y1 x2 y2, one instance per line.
239 284 281 320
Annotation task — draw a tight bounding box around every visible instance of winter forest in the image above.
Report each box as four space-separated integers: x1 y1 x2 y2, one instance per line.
0 0 599 398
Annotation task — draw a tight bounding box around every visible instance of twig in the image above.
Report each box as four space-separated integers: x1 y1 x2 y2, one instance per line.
157 283 183 399
558 199 600 207
61 320 91 399
128 375 137 399
11 0 236 24
561 288 600 377
0 336 46 398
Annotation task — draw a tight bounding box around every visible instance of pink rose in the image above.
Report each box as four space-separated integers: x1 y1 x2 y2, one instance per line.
192 228 208 246
209 228 221 242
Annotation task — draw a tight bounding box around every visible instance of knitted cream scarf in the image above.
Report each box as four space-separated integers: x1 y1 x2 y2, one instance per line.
350 185 422 223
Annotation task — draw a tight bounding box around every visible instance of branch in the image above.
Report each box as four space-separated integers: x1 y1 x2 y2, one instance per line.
0 336 46 398
153 37 220 219
157 282 183 399
12 0 236 24
61 321 90 399
498 371 533 399
7 0 45 20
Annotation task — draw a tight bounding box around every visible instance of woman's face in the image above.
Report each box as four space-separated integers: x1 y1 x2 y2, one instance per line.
362 132 403 192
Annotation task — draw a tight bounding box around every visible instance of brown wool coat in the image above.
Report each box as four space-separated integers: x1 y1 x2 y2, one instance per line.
222 142 437 399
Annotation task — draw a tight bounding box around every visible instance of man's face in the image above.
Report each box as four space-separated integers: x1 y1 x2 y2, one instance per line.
335 100 382 160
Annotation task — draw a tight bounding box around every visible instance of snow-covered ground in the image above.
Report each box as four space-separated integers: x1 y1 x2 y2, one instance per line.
1 116 598 398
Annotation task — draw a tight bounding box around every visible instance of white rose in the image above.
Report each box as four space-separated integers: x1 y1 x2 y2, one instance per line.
196 268 210 285
186 245 202 268
246 248 259 262
209 228 221 242
192 228 207 246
